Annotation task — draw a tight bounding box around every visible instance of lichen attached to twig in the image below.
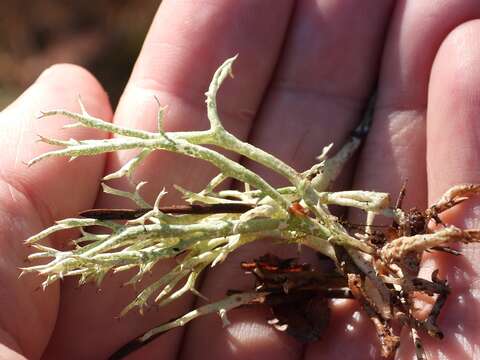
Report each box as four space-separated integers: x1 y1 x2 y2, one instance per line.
22 57 480 360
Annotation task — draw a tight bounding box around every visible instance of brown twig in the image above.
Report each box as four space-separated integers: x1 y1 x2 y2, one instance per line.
80 203 255 220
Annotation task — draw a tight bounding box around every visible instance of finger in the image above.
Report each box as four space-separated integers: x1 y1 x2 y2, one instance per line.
354 0 480 209
182 1 395 359
1 65 112 222
108 0 296 204
351 1 480 358
397 20 480 359
45 1 296 359
0 64 111 359
243 0 394 186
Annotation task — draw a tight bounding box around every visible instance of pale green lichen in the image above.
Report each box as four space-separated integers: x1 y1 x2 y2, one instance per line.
24 57 389 328
22 57 480 359
23 54 377 316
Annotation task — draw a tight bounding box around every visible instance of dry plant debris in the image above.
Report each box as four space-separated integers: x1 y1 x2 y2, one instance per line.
21 57 480 359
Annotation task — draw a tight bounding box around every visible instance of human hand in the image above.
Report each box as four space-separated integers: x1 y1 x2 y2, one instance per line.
1 1 480 359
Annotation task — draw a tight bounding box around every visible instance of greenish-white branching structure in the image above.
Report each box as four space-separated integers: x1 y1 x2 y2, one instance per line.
23 57 480 357
24 57 389 334
23 55 374 318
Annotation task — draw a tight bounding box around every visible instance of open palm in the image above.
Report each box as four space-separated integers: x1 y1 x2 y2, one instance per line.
1 1 480 359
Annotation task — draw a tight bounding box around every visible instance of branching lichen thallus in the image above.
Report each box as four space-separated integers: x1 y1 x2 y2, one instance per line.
22 56 480 359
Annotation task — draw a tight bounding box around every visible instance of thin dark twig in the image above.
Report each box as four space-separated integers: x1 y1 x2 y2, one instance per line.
80 203 255 220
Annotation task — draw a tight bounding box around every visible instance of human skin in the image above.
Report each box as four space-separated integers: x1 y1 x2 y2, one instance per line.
0 1 479 359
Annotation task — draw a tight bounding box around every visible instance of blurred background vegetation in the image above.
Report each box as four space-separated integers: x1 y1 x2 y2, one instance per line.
0 0 160 109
